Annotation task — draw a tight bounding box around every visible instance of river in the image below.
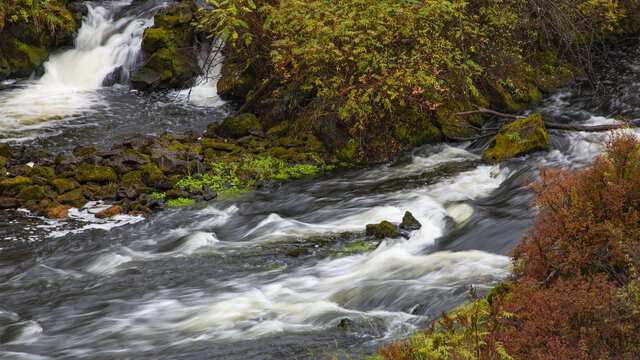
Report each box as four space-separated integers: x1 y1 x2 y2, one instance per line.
0 1 636 359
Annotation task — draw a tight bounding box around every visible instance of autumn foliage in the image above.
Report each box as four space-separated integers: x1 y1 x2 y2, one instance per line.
373 133 640 359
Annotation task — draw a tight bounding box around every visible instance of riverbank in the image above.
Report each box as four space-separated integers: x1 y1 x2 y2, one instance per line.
0 112 338 218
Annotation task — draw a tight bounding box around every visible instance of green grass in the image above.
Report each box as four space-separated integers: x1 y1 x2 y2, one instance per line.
166 197 195 206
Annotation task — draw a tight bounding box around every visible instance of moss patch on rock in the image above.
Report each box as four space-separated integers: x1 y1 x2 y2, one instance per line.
483 113 550 163
75 164 118 183
16 185 46 200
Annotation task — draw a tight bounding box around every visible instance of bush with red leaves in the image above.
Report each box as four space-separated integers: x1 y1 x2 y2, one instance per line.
489 132 640 359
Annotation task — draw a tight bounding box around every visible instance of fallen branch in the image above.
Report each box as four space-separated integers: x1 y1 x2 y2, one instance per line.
455 106 640 133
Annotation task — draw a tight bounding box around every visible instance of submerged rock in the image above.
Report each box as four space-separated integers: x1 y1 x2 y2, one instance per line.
483 113 550 163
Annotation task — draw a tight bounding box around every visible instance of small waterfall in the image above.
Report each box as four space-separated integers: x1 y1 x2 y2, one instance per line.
0 1 159 140
173 41 225 107
40 4 153 89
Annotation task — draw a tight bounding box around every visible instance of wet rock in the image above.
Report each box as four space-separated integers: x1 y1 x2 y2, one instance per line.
73 146 96 156
122 135 156 150
95 205 122 219
165 188 189 199
141 164 172 190
0 197 20 209
116 187 137 200
51 178 79 193
365 220 399 239
216 113 263 139
202 185 217 201
56 188 88 208
0 143 11 158
79 153 103 166
102 66 125 86
0 176 32 195
45 203 69 219
337 318 355 331
483 113 550 163
74 164 118 183
129 202 151 213
399 211 421 231
131 3 200 90
25 166 55 180
287 248 311 257
16 185 47 200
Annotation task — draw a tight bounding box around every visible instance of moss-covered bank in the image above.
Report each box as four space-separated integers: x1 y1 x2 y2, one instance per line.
0 114 337 218
0 0 84 80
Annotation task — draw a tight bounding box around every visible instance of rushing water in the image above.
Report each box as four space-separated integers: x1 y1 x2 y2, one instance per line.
1 1 639 359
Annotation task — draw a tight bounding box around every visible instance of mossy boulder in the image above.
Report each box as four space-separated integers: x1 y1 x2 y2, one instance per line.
399 211 421 231
25 166 55 180
74 164 118 183
52 178 79 193
16 185 46 200
483 113 550 163
140 164 172 190
0 156 7 168
217 113 263 139
120 170 143 186
131 2 200 90
216 61 258 102
366 220 399 239
56 188 88 208
0 176 32 194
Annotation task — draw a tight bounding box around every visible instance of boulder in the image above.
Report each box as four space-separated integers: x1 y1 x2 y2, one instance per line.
45 203 69 219
95 205 122 219
131 3 201 90
483 113 550 163
399 211 421 231
74 164 118 183
216 113 263 139
0 176 32 195
16 185 47 200
365 220 399 239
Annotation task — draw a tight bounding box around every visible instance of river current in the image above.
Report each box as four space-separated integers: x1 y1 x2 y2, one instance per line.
1 1 638 359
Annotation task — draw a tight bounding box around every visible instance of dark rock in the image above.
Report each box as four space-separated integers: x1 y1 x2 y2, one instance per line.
0 143 12 158
141 165 172 190
287 248 311 257
365 220 399 239
79 153 103 165
0 197 20 209
56 188 88 208
112 153 147 166
101 159 132 174
202 185 217 201
166 188 189 199
55 161 76 175
399 211 421 231
102 66 125 86
95 149 125 158
117 187 137 200
122 135 156 150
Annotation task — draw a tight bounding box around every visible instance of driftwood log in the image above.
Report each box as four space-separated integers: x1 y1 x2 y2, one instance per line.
450 106 638 141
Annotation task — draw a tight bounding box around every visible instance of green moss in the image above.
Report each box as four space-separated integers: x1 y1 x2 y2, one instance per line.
25 166 54 179
335 139 358 162
483 113 550 163
149 191 166 198
121 170 143 186
0 155 6 167
56 188 87 208
0 176 32 193
16 184 46 200
51 178 78 193
74 163 118 183
287 248 311 257
142 27 173 54
166 197 195 206
365 220 399 239
73 146 96 156
340 239 377 253
217 113 263 139
0 143 11 158
486 281 512 305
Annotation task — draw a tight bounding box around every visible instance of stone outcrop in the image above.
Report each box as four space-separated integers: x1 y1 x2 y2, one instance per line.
483 113 550 163
131 2 201 90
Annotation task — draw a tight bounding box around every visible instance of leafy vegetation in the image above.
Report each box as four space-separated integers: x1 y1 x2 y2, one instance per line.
0 0 68 34
166 197 196 206
197 0 633 160
175 155 323 191
371 132 640 359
